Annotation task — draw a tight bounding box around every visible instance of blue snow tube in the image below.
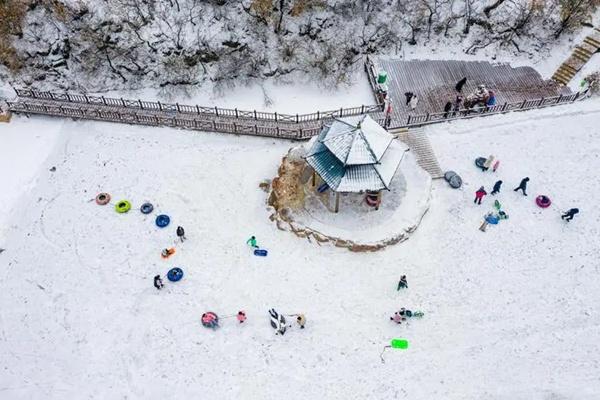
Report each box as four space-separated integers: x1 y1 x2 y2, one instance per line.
485 215 500 224
140 202 154 214
167 267 184 282
155 214 170 227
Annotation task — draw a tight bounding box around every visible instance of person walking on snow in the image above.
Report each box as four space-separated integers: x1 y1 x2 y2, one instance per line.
404 92 414 106
176 226 186 242
397 275 408 290
153 275 164 290
409 94 419 110
561 208 579 221
247 235 258 248
237 311 247 323
296 314 306 329
455 77 467 92
491 180 503 195
514 177 529 196
474 186 487 205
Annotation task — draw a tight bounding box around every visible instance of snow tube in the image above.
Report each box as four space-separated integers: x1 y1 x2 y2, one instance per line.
115 200 131 213
536 195 551 208
167 267 184 282
365 191 379 207
254 249 268 257
201 312 219 329
140 202 154 214
444 171 457 182
485 214 499 224
449 174 462 189
155 214 170 227
95 193 111 205
475 157 487 169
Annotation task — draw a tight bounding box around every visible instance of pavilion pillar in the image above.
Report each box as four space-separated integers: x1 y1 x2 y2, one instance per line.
334 192 340 213
312 170 316 187
375 191 382 211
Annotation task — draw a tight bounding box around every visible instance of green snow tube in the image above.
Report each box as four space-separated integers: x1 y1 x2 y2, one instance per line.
377 71 388 84
115 200 131 213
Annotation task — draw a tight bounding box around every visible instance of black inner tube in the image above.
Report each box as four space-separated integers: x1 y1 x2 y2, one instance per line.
98 194 106 200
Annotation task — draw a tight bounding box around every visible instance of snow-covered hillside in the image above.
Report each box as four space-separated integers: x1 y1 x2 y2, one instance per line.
2 1 599 91
0 97 599 399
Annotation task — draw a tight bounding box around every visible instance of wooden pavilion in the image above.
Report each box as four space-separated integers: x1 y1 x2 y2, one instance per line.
304 115 408 213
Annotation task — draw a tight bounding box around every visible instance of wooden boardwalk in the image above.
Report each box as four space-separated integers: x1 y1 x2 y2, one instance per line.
370 58 571 128
8 91 386 140
552 28 600 85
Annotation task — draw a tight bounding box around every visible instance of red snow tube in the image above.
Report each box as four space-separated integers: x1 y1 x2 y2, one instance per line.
201 312 219 329
536 195 551 208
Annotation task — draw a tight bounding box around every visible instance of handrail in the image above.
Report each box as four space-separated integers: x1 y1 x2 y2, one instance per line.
12 88 383 125
397 91 583 129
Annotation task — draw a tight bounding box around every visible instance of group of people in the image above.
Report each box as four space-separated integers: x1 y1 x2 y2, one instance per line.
154 225 187 290
391 275 421 324
474 173 579 222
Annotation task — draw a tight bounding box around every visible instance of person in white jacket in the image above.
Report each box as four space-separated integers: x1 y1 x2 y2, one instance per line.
408 94 419 110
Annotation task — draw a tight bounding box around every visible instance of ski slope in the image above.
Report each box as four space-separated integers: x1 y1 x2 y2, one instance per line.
0 98 599 399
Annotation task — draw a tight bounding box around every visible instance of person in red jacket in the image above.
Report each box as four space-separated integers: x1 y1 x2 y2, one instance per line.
474 186 487 205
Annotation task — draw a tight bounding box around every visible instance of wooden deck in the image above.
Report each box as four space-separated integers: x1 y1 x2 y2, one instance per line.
371 58 571 127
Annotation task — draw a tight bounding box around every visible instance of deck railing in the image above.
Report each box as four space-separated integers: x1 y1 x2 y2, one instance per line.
7 96 387 140
12 88 383 125
401 92 582 128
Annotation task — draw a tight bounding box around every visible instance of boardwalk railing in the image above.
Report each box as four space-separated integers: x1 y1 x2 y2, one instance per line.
12 88 383 125
7 94 387 140
401 92 582 128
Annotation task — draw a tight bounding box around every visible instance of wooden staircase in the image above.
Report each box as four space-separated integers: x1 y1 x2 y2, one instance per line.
552 28 600 85
391 127 444 179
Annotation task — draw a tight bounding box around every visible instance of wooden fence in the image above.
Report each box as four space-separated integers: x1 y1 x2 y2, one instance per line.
403 92 583 127
6 99 327 139
12 88 383 125
6 85 587 139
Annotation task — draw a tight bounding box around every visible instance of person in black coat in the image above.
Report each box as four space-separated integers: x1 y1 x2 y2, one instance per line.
443 101 453 118
561 208 579 221
176 226 186 242
491 180 502 195
153 275 164 290
514 177 529 196
404 92 414 106
455 77 467 92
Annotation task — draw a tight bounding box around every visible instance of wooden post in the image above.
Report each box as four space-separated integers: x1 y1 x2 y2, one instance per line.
334 192 340 213
312 171 316 187
375 191 382 211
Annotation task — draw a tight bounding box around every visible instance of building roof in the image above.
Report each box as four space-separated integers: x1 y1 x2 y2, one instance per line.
319 115 394 166
305 116 407 192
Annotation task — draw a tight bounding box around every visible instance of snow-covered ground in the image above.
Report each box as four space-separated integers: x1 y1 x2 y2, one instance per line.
1 97 600 399
97 72 377 115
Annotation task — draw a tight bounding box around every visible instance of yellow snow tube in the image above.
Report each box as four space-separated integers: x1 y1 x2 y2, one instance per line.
115 200 131 213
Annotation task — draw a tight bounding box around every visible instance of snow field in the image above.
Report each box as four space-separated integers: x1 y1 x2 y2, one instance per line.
0 98 599 399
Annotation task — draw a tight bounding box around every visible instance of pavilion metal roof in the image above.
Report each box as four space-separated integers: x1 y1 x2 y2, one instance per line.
305 116 407 192
319 115 394 166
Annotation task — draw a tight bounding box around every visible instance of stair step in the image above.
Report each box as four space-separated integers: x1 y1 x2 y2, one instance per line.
560 63 578 74
583 36 600 48
575 46 593 56
572 52 589 62
553 70 574 81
